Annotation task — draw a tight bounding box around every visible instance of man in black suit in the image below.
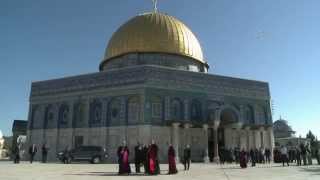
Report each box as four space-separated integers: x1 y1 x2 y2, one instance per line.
134 142 143 173
183 144 191 170
28 144 37 163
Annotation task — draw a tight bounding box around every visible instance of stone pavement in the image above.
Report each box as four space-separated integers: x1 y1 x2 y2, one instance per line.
0 161 319 180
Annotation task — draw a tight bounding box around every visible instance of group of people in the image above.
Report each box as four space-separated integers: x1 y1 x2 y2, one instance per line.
117 140 191 175
219 147 272 168
232 143 320 168
276 143 320 166
13 143 49 164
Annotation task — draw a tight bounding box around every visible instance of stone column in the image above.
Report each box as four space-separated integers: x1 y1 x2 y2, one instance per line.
184 123 192 146
184 100 189 121
236 128 241 148
165 96 170 121
202 124 210 163
68 100 74 148
172 123 180 162
254 129 261 149
259 126 265 148
245 126 251 151
213 120 220 163
267 126 274 159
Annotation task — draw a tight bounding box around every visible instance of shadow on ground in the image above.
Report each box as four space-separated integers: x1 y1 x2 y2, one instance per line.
65 170 172 177
299 167 320 176
220 164 286 170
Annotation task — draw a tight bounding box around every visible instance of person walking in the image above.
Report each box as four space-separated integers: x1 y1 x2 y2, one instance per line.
316 146 320 165
300 143 307 165
28 144 37 163
306 143 312 165
265 148 271 163
250 149 256 167
296 146 302 166
147 140 160 175
280 145 289 166
41 143 48 163
62 146 71 164
239 149 248 168
13 145 20 164
134 142 143 173
168 144 178 174
183 145 191 170
122 146 131 174
142 144 148 174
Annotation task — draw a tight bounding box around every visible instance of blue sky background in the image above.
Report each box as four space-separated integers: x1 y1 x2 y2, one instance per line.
0 0 319 137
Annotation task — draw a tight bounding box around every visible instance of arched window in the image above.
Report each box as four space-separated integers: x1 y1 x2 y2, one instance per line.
220 108 238 125
264 109 269 124
44 105 55 129
171 98 183 120
59 104 69 126
73 102 85 127
151 96 163 119
244 105 254 124
108 98 121 126
128 96 140 124
256 105 266 125
29 105 42 129
207 102 219 122
191 100 202 122
90 100 102 125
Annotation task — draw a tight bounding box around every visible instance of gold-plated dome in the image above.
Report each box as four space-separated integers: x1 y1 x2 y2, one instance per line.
103 12 205 64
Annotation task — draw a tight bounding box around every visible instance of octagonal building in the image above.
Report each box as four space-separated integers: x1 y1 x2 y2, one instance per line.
27 12 274 162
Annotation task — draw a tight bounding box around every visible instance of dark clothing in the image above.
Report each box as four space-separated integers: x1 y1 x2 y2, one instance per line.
183 147 191 170
168 146 178 174
296 149 302 166
250 149 256 167
62 148 71 164
265 149 271 163
41 145 48 163
315 149 320 165
13 146 20 164
234 148 240 163
300 144 307 165
28 145 37 163
281 154 289 166
142 146 148 174
134 145 143 173
240 151 247 168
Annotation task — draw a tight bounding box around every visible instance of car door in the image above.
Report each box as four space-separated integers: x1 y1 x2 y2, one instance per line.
72 147 86 160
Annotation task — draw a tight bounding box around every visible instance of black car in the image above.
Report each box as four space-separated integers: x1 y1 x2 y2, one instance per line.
57 146 108 164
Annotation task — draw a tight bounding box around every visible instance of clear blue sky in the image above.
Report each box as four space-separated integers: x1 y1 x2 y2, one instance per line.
0 0 319 137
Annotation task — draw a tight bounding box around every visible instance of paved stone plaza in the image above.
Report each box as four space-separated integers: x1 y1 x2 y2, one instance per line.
0 161 319 180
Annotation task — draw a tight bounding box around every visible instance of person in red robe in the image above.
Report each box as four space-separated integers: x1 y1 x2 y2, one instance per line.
121 146 131 174
168 145 178 174
239 148 248 168
147 140 160 175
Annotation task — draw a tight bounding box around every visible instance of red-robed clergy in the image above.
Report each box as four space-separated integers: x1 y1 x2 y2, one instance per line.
147 140 160 175
121 146 131 174
168 145 178 174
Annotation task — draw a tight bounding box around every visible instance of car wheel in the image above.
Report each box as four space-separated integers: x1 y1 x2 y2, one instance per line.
92 157 101 164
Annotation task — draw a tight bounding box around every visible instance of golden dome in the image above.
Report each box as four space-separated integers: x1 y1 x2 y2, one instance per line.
102 12 205 65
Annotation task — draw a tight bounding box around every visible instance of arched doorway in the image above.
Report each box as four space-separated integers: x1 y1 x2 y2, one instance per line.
218 108 239 148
